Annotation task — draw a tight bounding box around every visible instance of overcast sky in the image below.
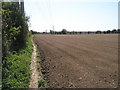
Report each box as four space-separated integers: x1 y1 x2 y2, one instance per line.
24 0 119 32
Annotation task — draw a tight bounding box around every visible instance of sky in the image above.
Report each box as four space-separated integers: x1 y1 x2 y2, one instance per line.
24 0 119 32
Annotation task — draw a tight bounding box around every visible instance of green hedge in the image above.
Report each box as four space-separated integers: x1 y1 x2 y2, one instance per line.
2 35 33 89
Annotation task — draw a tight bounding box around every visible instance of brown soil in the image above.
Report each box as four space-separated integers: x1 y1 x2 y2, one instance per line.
34 34 118 88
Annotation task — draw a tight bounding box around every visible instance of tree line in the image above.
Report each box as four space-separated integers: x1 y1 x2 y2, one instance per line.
31 29 120 35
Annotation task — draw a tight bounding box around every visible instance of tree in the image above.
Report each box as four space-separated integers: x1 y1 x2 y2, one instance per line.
75 31 78 34
61 29 67 34
50 30 54 34
112 29 117 33
96 31 102 34
78 32 82 34
88 31 90 34
118 29 120 33
30 30 34 34
106 30 111 34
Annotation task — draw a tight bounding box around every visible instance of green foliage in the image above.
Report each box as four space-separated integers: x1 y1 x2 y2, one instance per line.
50 30 54 34
112 29 117 33
38 78 47 88
96 30 102 34
39 29 120 35
2 2 32 89
2 34 33 89
61 29 67 34
30 30 41 34
2 2 29 57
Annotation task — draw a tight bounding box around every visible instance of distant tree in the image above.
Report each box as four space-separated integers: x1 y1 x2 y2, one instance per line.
118 29 120 33
43 32 46 34
112 29 117 33
88 31 90 34
67 31 70 34
55 31 57 34
30 30 34 34
61 29 67 34
50 30 54 34
75 32 78 34
106 30 111 34
30 30 40 34
79 32 82 34
58 31 61 34
72 31 75 34
96 31 102 34
69 32 72 34
103 31 106 34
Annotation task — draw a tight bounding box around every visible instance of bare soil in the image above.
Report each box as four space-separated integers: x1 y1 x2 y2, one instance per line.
34 34 118 88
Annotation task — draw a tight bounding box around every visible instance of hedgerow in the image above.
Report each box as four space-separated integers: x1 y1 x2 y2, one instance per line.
2 34 33 89
2 2 33 89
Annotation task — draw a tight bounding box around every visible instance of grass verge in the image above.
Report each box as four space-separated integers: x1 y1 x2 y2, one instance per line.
2 34 33 89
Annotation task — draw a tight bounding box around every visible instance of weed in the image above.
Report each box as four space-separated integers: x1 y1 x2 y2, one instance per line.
38 78 47 88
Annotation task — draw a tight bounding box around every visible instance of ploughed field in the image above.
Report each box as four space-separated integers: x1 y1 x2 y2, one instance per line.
34 34 118 88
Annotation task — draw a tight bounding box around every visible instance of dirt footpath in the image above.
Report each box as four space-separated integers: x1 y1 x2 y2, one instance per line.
29 42 40 88
34 34 118 88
